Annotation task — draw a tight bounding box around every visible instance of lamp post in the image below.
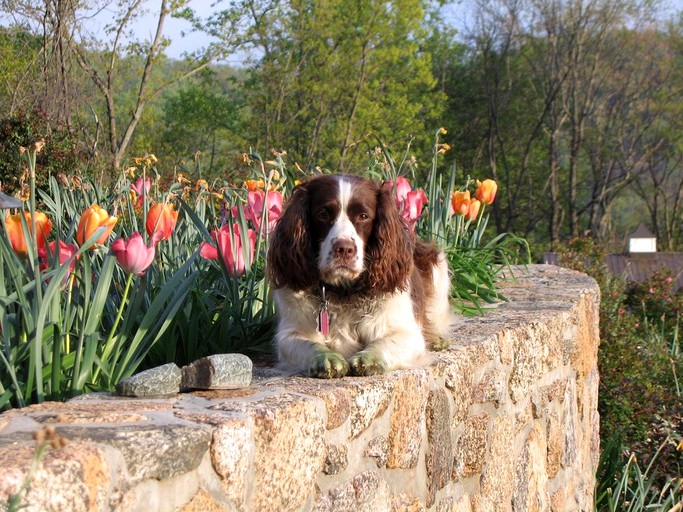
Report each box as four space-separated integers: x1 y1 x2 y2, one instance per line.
0 190 21 209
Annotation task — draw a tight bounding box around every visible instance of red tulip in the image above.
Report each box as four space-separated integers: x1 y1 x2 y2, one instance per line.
199 223 256 276
5 211 52 258
245 190 284 234
39 240 79 284
146 203 178 242
111 232 156 275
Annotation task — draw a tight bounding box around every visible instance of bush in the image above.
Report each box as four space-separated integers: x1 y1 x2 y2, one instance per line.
0 109 93 195
554 238 683 508
554 238 681 444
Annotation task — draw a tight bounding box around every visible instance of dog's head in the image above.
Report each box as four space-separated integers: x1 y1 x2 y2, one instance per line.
267 174 414 293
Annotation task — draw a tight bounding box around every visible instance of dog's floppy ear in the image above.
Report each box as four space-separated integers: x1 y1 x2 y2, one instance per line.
267 182 318 290
363 184 414 293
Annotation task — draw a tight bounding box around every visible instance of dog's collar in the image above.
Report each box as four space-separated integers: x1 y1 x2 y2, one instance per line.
317 279 364 298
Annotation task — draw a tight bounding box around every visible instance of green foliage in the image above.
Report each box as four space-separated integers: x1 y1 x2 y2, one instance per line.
625 271 683 329
145 172 282 367
0 27 42 113
0 151 197 407
554 238 682 444
554 237 683 505
594 435 682 512
234 0 444 171
159 69 247 179
2 1 683 253
0 109 92 194
367 129 529 314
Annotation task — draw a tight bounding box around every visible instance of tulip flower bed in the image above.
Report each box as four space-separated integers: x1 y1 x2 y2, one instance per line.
0 130 527 409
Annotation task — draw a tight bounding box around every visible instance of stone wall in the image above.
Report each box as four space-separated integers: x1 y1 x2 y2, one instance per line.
0 265 601 512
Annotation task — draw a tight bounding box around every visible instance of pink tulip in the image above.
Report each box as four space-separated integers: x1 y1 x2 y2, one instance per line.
385 177 428 229
393 176 413 204
131 177 151 196
245 190 284 234
111 232 156 275
199 222 256 276
130 177 152 206
402 188 428 226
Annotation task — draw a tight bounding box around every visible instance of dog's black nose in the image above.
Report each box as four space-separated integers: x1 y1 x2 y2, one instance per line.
333 238 356 259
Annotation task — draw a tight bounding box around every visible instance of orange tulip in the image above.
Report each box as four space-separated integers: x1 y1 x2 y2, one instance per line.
466 198 481 222
146 203 178 242
4 211 52 258
451 190 471 216
475 179 497 205
77 205 117 247
244 179 265 191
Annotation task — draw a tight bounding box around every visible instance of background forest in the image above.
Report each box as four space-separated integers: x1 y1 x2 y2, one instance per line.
2 0 683 254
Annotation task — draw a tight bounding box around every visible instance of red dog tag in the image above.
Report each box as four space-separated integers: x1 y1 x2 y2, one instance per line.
318 307 330 336
317 285 330 336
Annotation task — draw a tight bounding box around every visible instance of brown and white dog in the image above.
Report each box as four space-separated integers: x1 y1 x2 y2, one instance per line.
267 174 452 378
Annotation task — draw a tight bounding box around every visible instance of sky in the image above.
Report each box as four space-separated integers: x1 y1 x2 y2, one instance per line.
4 0 683 63
83 1 221 62
145 0 683 62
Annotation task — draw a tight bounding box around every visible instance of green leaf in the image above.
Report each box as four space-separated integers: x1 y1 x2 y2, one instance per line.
83 255 116 336
112 253 198 383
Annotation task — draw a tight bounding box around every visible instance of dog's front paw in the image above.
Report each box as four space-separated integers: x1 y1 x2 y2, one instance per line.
430 335 450 351
308 351 349 379
348 350 388 376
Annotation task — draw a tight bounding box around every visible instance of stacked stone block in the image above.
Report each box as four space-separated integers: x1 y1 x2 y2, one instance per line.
0 265 600 512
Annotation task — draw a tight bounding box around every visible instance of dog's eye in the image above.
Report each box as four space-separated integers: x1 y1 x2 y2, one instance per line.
316 209 332 223
357 213 370 221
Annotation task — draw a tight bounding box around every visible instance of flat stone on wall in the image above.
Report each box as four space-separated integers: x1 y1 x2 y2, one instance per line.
0 265 600 512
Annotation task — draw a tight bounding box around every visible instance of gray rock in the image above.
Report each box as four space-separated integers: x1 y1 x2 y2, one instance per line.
426 389 453 507
115 363 181 397
59 423 211 482
364 435 389 468
323 444 348 475
181 354 253 390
